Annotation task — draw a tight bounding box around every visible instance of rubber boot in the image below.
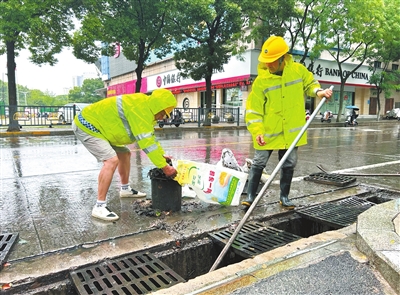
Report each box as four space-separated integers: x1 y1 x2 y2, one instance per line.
279 169 295 209
241 167 264 209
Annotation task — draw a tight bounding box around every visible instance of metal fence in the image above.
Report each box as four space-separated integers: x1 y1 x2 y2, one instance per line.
0 105 79 128
172 107 241 127
0 105 242 128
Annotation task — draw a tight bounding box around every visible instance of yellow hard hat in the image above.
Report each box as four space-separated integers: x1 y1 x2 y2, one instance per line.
258 36 289 63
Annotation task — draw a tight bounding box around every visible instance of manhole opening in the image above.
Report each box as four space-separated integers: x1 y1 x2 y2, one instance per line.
156 215 341 282
270 215 335 238
159 194 394 282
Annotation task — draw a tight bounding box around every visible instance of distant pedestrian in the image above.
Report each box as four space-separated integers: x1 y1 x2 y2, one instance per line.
242 36 332 209
72 89 178 221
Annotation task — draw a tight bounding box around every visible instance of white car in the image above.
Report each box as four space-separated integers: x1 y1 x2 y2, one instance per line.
385 108 400 120
58 103 91 122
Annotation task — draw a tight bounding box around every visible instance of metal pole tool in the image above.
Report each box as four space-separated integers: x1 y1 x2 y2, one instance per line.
209 86 334 272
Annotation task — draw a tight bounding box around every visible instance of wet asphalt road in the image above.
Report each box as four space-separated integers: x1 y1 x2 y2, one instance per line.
0 122 399 294
0 123 399 259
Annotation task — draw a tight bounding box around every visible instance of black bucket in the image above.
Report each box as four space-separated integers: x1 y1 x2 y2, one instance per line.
148 168 182 212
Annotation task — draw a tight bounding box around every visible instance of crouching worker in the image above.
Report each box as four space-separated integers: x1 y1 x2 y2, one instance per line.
72 89 178 221
242 36 332 210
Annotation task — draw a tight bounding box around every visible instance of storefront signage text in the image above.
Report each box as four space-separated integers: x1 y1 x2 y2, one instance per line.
307 63 369 81
160 69 224 88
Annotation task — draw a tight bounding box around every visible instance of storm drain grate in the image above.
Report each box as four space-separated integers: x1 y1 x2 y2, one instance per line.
208 222 301 258
0 232 19 271
296 196 375 229
70 251 185 295
304 172 356 186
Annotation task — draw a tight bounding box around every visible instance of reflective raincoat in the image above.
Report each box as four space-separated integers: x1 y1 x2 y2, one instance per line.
246 55 321 150
74 92 176 168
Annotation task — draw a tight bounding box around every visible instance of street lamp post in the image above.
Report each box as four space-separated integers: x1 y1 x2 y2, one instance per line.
1 72 5 103
19 91 29 105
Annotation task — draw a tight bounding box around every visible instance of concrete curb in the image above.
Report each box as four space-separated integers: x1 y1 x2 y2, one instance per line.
151 228 352 295
0 119 397 138
356 199 400 294
152 195 400 295
0 129 74 137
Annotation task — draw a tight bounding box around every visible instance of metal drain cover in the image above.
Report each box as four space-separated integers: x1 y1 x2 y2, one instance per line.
296 196 375 229
70 251 185 295
209 222 301 258
0 232 19 271
304 172 356 186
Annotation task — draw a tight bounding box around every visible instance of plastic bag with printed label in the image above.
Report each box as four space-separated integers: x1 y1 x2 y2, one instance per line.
174 159 248 206
216 148 269 183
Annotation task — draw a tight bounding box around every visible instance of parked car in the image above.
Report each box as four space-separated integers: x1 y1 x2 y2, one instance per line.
58 103 91 122
384 108 400 120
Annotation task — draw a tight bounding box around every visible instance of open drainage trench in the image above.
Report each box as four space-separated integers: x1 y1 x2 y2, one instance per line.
2 187 398 295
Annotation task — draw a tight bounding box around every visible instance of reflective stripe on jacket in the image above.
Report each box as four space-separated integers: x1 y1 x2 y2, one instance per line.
74 93 173 168
246 55 321 150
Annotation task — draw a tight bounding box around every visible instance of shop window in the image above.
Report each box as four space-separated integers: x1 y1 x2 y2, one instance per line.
319 91 354 115
223 87 242 107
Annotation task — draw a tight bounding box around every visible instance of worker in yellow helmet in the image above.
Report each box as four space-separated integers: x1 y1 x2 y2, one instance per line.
72 89 178 221
243 36 333 209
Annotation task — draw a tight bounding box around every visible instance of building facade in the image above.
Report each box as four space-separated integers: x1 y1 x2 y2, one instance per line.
100 46 400 118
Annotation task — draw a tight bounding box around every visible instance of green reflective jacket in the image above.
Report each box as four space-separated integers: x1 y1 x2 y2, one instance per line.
246 55 321 150
74 93 175 168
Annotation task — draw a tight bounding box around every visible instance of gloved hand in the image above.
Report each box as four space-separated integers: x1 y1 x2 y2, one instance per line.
256 134 266 146
163 154 173 165
162 164 177 178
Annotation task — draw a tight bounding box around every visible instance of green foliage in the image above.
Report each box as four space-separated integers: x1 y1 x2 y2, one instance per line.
0 79 64 106
68 78 104 103
311 0 390 121
172 0 244 78
238 0 296 42
170 0 244 126
0 0 83 130
73 0 174 93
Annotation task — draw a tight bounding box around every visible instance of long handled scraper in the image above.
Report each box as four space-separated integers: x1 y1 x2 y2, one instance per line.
209 86 334 272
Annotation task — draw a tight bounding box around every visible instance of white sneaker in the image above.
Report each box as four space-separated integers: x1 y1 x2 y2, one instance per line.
92 205 119 221
120 187 147 198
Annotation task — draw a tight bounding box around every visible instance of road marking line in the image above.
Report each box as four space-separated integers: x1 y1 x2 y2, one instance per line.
290 160 400 182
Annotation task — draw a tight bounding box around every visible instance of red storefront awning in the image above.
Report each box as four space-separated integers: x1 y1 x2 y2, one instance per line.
167 75 252 94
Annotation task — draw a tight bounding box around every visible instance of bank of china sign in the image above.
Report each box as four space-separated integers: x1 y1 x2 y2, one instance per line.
148 56 371 92
302 58 370 86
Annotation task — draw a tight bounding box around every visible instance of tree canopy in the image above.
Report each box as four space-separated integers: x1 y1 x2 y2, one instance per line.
0 0 82 131
1 0 400 129
68 78 104 103
72 0 173 93
170 0 244 125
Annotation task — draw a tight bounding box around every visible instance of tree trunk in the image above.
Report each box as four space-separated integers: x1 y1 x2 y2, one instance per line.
135 63 143 93
336 82 346 122
376 91 381 121
203 74 212 126
6 40 20 132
